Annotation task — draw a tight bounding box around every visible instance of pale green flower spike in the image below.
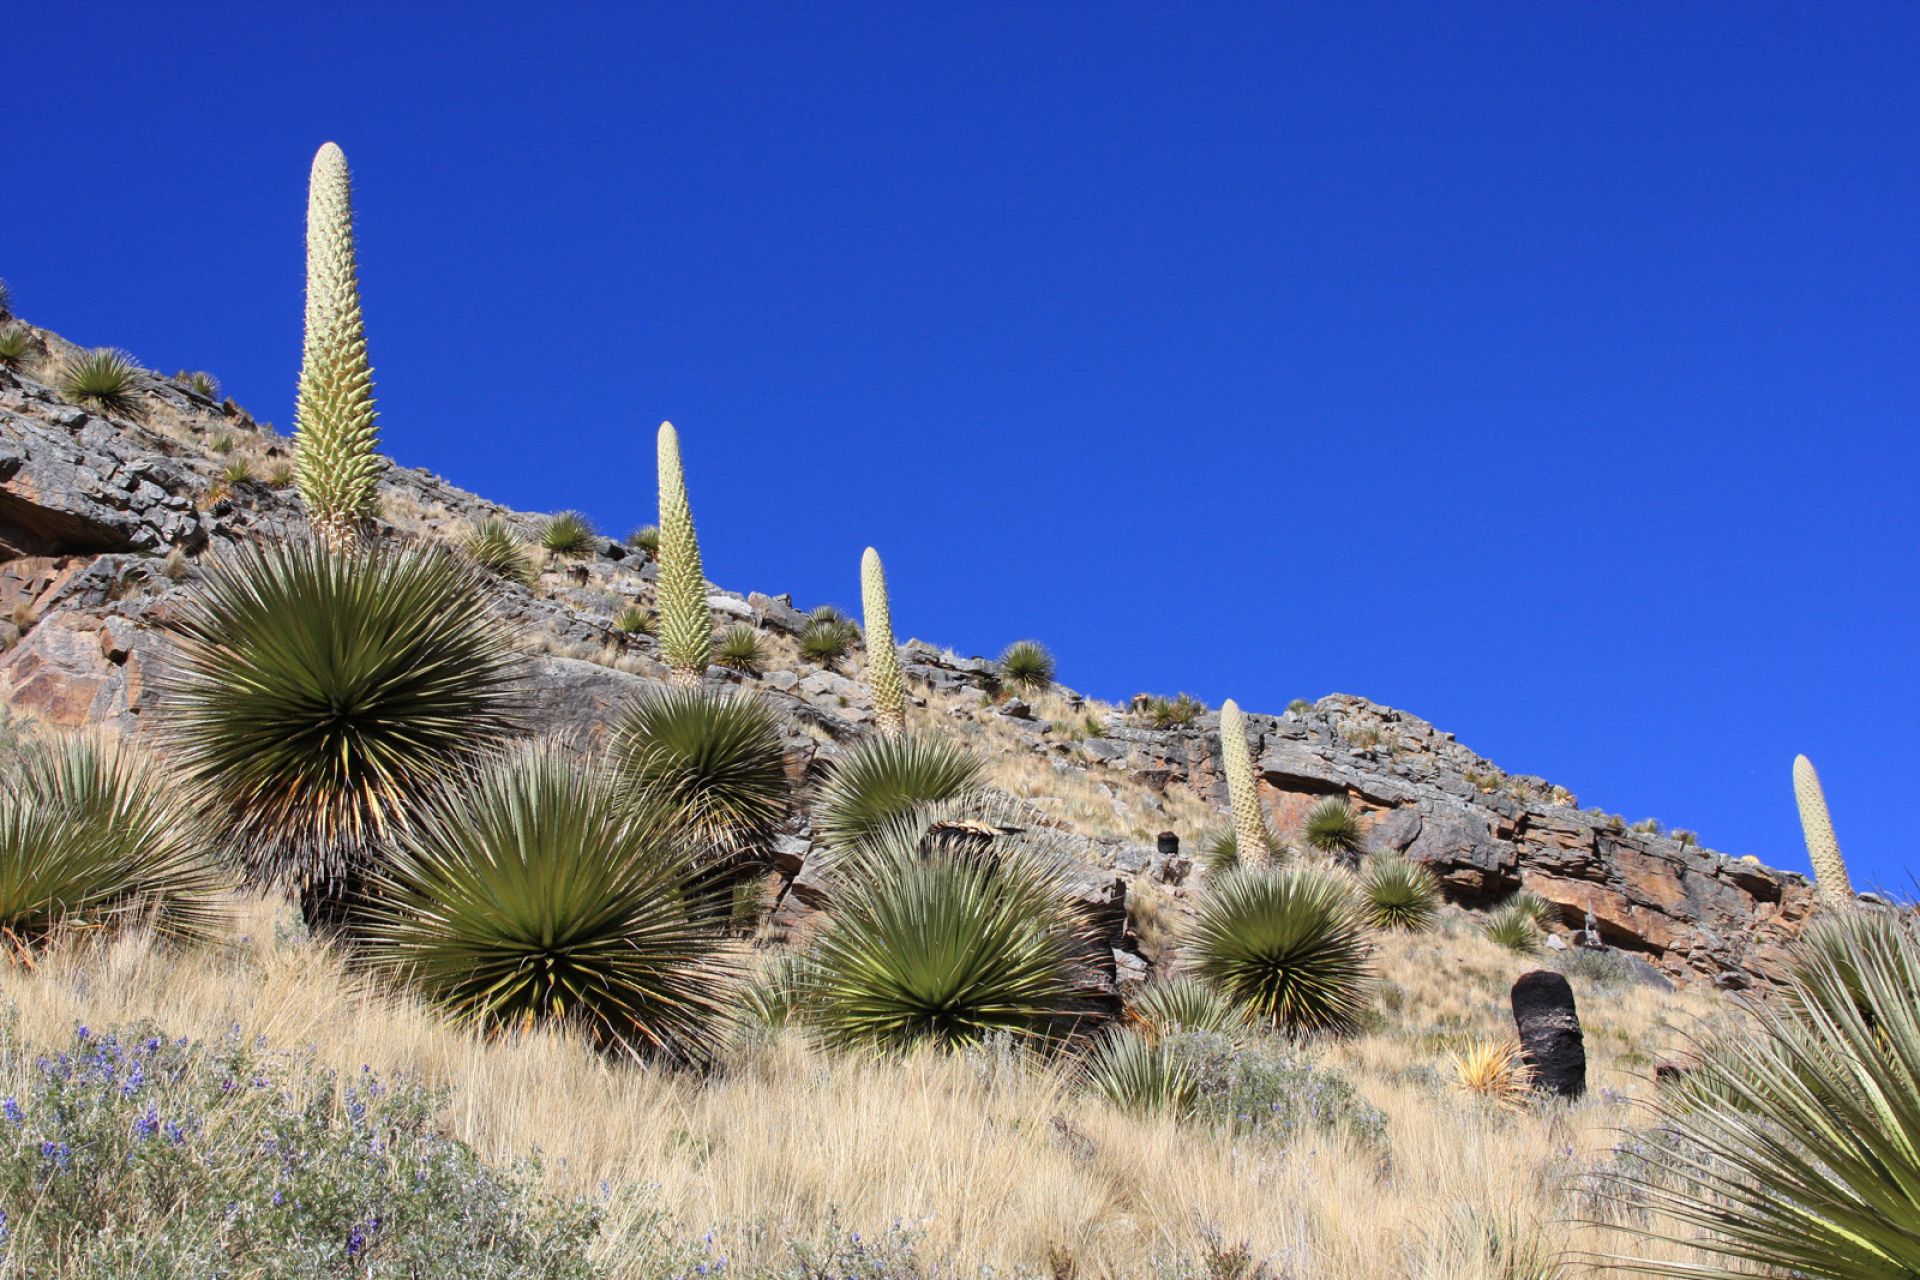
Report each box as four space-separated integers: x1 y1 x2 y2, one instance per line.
1793 754 1855 910
656 421 710 685
861 547 907 735
1220 699 1272 866
293 142 384 541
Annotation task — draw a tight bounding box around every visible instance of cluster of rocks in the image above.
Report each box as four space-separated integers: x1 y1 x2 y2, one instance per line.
0 322 1819 987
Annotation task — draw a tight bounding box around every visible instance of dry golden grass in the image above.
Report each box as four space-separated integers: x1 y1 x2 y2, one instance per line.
0 894 1731 1278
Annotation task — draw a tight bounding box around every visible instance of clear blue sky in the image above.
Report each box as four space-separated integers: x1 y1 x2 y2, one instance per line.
8 4 1915 887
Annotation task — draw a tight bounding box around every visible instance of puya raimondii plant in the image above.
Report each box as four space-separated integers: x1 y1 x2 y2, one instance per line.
1219 699 1275 868
656 421 710 685
861 546 907 735
293 142 384 542
1793 753 1855 910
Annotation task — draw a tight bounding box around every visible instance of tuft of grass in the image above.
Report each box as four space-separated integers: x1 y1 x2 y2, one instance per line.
1482 902 1543 952
813 734 984 856
1083 1031 1197 1116
716 623 766 675
997 639 1056 694
0 323 33 369
610 686 789 857
614 604 656 635
1287 698 1314 715
362 740 736 1062
1184 865 1374 1036
540 510 597 556
1449 1038 1533 1110
57 347 144 418
1359 853 1441 932
1301 796 1365 859
1504 889 1561 931
459 518 536 587
220 458 255 486
799 614 858 667
180 370 221 399
1129 976 1245 1039
627 524 660 557
1140 692 1206 729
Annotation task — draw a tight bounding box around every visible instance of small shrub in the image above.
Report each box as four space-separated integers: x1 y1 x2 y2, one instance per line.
459 517 536 587
1482 902 1543 952
0 1021 605 1274
997 639 1056 694
1185 865 1373 1036
266 461 295 488
1301 796 1364 858
1672 827 1698 847
716 622 765 674
539 509 597 556
1450 1037 1534 1109
626 524 660 557
613 604 655 634
1084 1031 1198 1116
1359 852 1440 931
1554 946 1641 992
800 614 858 667
0 323 32 368
1166 1030 1388 1144
57 347 143 418
813 733 983 855
1630 817 1664 836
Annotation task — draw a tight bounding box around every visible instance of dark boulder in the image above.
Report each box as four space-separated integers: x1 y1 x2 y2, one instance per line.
1511 969 1586 1099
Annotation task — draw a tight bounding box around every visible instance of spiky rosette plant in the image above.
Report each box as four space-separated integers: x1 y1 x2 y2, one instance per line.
460 518 536 587
0 323 34 369
609 686 789 857
361 741 735 1062
57 348 143 419
0 735 228 948
655 422 710 685
1793 754 1855 910
1184 864 1373 1036
799 817 1101 1052
1302 796 1365 860
156 538 523 917
1083 1031 1198 1116
1359 853 1441 932
1129 976 1245 1040
813 733 984 856
1218 699 1274 868
1606 910 1920 1278
293 142 384 542
860 547 907 735
996 639 1055 694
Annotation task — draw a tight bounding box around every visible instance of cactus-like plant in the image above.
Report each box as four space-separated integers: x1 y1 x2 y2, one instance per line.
655 421 709 685
861 547 907 735
1793 754 1855 910
293 142 383 542
1219 699 1273 867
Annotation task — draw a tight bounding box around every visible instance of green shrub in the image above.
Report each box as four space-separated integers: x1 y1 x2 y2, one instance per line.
1130 976 1245 1039
800 612 858 667
1083 1031 1198 1116
460 517 536 586
716 622 765 675
363 741 733 1061
1301 796 1364 858
1481 902 1542 952
0 323 32 368
997 639 1055 694
1184 865 1373 1036
609 686 788 856
1611 910 1920 1277
0 1020 605 1275
626 524 660 557
540 510 596 556
613 604 655 634
813 734 983 855
1165 1029 1388 1144
57 347 143 418
0 734 227 947
800 825 1098 1052
155 539 523 903
1359 853 1441 931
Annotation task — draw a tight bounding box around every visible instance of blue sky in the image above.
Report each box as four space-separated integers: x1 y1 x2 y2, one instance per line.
7 3 1916 887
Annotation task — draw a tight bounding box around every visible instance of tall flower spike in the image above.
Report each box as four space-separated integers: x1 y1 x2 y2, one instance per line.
1793 754 1855 910
656 422 710 685
293 142 383 541
861 547 906 735
1220 699 1272 865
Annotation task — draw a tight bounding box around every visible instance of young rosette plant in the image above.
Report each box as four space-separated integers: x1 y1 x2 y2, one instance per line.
1481 900 1543 952
1359 852 1441 931
294 142 384 541
1607 910 1920 1278
56 347 143 419
800 605 859 668
1301 796 1365 860
1083 1030 1199 1116
459 517 536 586
799 819 1101 1052
1184 864 1374 1036
539 509 596 556
1129 975 1245 1040
610 686 789 857
627 524 661 557
812 733 984 856
996 639 1055 694
155 538 523 918
715 623 765 675
1197 825 1290 875
0 323 34 369
362 742 736 1062
0 734 228 948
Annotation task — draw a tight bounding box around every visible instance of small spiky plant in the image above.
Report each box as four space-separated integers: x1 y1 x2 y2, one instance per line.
57 348 143 419
1129 976 1245 1040
182 371 220 399
1083 1031 1198 1116
656 422 710 685
1359 853 1441 931
1302 796 1365 859
997 639 1055 694
1218 700 1274 868
610 686 789 857
1197 825 1291 875
293 142 383 542
1481 901 1542 952
813 734 984 856
613 605 654 635
626 525 660 557
715 623 764 675
460 518 536 586
1185 864 1373 1036
1449 1038 1533 1110
540 510 597 556
800 614 857 667
0 323 33 369
861 547 907 735
1793 754 1855 910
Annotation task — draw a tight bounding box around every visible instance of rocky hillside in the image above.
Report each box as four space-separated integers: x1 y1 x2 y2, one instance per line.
0 315 1818 986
